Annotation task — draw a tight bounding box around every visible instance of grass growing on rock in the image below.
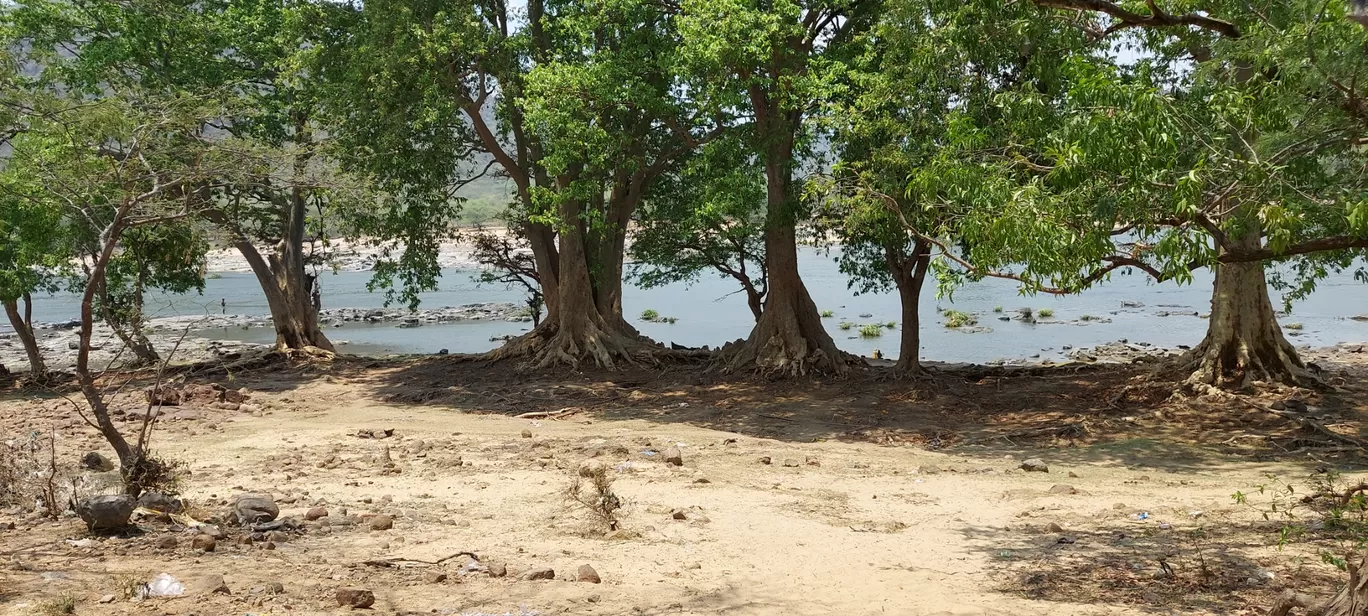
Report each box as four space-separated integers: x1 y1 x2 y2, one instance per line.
859 324 884 337
943 310 978 328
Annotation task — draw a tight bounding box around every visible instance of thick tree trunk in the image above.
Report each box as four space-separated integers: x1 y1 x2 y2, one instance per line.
3 296 46 377
1269 554 1368 615
1179 229 1312 390
486 199 653 369
591 190 640 336
722 157 846 375
890 240 931 377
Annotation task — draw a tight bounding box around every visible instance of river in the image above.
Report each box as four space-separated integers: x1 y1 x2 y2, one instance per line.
7 248 1368 363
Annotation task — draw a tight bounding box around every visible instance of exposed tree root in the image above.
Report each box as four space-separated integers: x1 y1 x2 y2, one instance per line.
1176 332 1320 394
482 319 664 371
1269 554 1368 615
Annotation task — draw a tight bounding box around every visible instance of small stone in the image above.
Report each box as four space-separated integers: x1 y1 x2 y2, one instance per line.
522 567 555 581
77 494 135 531
336 587 375 608
265 581 284 595
305 507 329 521
369 515 393 531
137 492 183 513
1046 522 1064 533
1020 459 1049 473
488 562 507 577
81 452 116 472
782 459 800 468
521 429 533 438
233 495 279 524
1049 484 1078 495
663 446 683 466
577 564 601 583
1067 471 1079 478
192 535 217 552
759 457 771 465
672 509 687 520
266 531 289 543
98 594 116 604
156 535 178 549
425 571 447 584
693 478 711 484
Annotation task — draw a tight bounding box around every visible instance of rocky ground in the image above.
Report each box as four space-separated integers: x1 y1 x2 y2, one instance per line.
2 354 1368 615
0 303 526 373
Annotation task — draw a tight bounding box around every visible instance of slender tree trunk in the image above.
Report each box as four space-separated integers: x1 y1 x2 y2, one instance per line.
722 163 846 375
743 282 764 322
3 297 46 377
101 272 160 366
890 240 931 376
1179 228 1311 390
75 218 137 494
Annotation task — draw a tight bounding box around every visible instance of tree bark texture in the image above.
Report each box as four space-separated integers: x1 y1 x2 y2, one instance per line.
889 240 931 376
1269 554 1368 616
3 296 46 377
1179 229 1311 390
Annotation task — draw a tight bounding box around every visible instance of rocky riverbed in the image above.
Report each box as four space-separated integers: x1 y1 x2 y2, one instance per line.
0 303 528 374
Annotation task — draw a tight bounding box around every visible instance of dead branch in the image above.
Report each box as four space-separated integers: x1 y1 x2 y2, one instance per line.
359 551 479 569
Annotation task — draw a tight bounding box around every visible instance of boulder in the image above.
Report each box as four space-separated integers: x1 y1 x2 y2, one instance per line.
81 452 116 472
77 494 135 531
577 564 601 583
232 495 279 524
336 588 375 608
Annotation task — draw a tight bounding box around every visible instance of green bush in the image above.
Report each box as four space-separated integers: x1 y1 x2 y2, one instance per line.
943 310 977 328
1037 308 1055 318
1286 322 1304 330
859 324 883 337
820 310 835 318
992 306 1003 313
839 321 853 331
885 321 897 329
640 309 659 321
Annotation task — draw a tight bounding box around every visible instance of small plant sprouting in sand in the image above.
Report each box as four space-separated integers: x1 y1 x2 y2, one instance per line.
34 593 77 616
565 464 623 532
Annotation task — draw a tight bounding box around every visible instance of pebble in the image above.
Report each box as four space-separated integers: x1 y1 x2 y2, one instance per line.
370 515 394 531
663 446 683 466
759 457 771 465
578 564 601 583
305 507 329 521
1046 522 1064 533
672 509 687 520
98 594 116 604
1048 484 1078 495
336 587 375 608
521 429 533 438
156 535 178 549
1020 459 1049 473
425 571 447 584
522 567 555 581
782 459 800 468
192 535 217 552
488 562 507 577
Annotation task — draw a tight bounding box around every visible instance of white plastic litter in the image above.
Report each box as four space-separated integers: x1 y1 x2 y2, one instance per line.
140 573 184 598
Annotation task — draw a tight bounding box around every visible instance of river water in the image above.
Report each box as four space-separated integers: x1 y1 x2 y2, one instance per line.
9 248 1368 363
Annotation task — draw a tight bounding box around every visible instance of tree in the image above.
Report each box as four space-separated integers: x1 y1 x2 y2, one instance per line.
468 223 544 326
0 190 68 380
675 0 881 375
94 224 208 366
930 0 1368 390
630 136 770 322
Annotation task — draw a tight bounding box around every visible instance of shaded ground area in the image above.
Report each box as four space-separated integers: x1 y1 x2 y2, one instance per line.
0 347 1365 615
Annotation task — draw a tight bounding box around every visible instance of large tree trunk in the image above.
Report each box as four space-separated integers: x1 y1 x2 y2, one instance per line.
722 162 846 375
1179 229 1312 390
1270 554 1368 615
487 198 653 368
3 295 46 378
590 188 640 336
889 240 931 377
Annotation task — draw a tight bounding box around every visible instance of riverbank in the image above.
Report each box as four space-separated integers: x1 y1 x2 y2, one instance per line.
203 232 518 273
0 303 528 373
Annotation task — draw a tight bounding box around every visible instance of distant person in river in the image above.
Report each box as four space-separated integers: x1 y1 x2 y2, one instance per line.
220 298 226 314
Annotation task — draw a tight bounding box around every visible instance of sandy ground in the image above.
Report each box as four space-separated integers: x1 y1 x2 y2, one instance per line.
2 354 1367 615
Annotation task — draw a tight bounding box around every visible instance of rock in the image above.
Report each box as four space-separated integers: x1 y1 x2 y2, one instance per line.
672 509 687 520
81 452 116 472
488 562 507 577
305 507 329 521
144 386 182 406
265 581 284 595
369 515 393 531
521 429 533 438
577 564 601 583
223 388 250 404
579 460 608 478
98 594 116 604
1049 484 1078 495
1067 471 1079 479
425 571 447 583
759 456 771 465
693 478 711 484
663 446 683 466
782 459 800 468
522 568 555 581
336 588 375 608
1020 459 1049 473
266 531 289 543
77 494 135 531
192 535 217 552
199 524 227 539
233 495 279 524
137 492 183 513
191 574 231 595
156 535 178 549
1046 522 1064 533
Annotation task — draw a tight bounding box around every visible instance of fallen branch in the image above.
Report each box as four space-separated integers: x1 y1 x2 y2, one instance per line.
513 408 582 420
359 551 479 569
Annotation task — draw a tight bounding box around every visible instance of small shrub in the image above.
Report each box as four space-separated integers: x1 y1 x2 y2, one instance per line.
124 451 187 497
1286 322 1304 330
839 321 853 331
992 306 1003 313
1080 314 1096 321
565 464 623 532
1037 308 1055 318
639 309 659 321
885 321 897 329
1017 307 1033 317
943 310 977 328
34 594 77 616
820 310 835 318
859 324 883 337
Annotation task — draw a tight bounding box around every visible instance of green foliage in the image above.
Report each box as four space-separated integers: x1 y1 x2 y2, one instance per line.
821 310 835 318
859 324 883 338
1285 322 1305 330
839 321 853 331
885 321 897 329
943 310 977 329
992 306 1003 313
1037 308 1055 318
640 309 660 321
1234 472 1368 570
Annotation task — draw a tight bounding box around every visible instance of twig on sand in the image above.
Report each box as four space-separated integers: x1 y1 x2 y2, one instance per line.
513 408 581 420
360 551 479 569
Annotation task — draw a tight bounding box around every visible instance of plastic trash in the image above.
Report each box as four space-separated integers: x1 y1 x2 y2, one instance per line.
1158 522 1172 530
641 450 657 456
614 462 633 472
1133 512 1150 521
140 573 184 598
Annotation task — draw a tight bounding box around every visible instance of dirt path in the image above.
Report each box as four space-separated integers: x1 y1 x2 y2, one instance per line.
1 360 1362 615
